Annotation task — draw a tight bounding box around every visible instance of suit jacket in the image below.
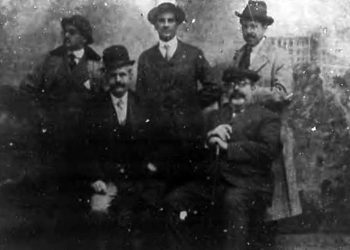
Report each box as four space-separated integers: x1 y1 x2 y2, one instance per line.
20 45 102 152
136 40 217 177
233 39 302 220
232 39 293 100
82 91 149 182
206 104 281 194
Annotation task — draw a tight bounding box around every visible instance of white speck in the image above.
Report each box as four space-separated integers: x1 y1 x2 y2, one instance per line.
147 163 157 172
159 207 164 211
179 211 188 220
104 2 108 6
128 228 131 232
42 128 47 133
193 210 198 215
311 126 317 132
9 142 13 147
223 229 228 233
145 119 150 123
120 168 125 173
191 18 196 23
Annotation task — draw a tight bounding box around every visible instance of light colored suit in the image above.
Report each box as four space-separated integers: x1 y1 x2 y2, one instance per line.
233 38 302 221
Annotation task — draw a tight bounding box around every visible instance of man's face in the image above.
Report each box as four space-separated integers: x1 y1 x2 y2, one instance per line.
224 77 254 106
241 19 267 46
62 24 86 51
105 66 132 98
154 12 178 42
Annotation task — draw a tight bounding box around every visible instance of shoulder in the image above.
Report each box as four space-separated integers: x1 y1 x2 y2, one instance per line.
248 104 280 121
139 44 158 59
233 45 245 61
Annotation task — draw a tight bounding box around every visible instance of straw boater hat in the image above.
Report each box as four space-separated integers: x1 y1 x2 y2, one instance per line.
235 1 274 26
147 2 186 25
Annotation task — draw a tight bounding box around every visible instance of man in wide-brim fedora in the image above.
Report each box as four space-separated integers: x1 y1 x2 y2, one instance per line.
232 0 302 248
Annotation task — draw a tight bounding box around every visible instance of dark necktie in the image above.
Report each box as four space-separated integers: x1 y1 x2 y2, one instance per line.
239 44 252 69
68 53 77 70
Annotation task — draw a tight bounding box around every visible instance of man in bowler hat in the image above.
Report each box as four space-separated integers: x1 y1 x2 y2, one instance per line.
163 67 281 250
82 45 150 249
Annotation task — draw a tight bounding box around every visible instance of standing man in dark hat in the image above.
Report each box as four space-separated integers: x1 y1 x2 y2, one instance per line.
233 0 302 248
20 15 101 218
136 1 219 199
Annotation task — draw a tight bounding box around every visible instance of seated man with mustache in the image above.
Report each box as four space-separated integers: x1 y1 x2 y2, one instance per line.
206 67 282 250
163 67 282 250
81 45 151 248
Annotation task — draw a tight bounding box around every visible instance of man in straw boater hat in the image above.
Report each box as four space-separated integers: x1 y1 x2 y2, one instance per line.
163 67 281 250
136 0 220 220
233 0 302 248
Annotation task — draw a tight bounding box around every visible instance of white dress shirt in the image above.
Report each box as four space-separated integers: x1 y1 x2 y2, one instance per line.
250 36 266 65
159 37 178 60
110 92 128 125
71 48 85 64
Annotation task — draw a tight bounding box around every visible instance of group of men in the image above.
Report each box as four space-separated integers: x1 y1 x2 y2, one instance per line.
21 1 300 250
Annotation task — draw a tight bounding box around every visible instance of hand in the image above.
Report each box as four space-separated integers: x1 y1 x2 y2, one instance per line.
207 124 232 141
91 180 107 194
147 162 157 172
208 136 228 150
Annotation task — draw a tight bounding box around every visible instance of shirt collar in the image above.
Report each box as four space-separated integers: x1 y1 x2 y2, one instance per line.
71 48 85 59
159 36 178 49
111 91 128 106
251 36 266 53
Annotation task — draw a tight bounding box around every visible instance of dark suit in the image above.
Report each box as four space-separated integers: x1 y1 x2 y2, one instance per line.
136 40 217 181
82 91 148 182
21 45 101 161
164 104 281 250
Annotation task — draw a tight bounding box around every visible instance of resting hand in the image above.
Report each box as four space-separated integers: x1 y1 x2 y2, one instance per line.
91 180 107 194
208 136 228 150
207 124 232 141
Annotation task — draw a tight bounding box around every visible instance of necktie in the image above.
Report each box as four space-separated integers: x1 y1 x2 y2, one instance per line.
116 99 126 125
239 44 252 69
164 44 171 61
68 53 77 70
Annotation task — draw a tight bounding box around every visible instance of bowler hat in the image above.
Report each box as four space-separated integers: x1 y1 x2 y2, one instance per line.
235 1 274 26
222 67 260 83
61 15 94 44
102 45 135 70
148 2 186 25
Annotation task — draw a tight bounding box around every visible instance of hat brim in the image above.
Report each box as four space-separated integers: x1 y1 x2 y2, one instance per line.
148 5 186 25
222 68 260 83
104 60 135 71
235 11 274 26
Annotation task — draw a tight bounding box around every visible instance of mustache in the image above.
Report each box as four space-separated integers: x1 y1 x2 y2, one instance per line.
230 90 246 100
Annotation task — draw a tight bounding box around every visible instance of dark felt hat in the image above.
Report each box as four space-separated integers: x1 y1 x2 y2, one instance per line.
102 45 135 70
222 67 260 83
61 15 94 44
147 2 186 25
235 1 274 26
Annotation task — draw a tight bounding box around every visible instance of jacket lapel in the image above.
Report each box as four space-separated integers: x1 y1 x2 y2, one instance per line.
250 40 271 73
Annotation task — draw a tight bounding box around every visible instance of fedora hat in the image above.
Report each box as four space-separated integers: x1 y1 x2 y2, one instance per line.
102 45 135 71
61 15 94 44
235 1 274 26
222 67 260 83
147 2 186 25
